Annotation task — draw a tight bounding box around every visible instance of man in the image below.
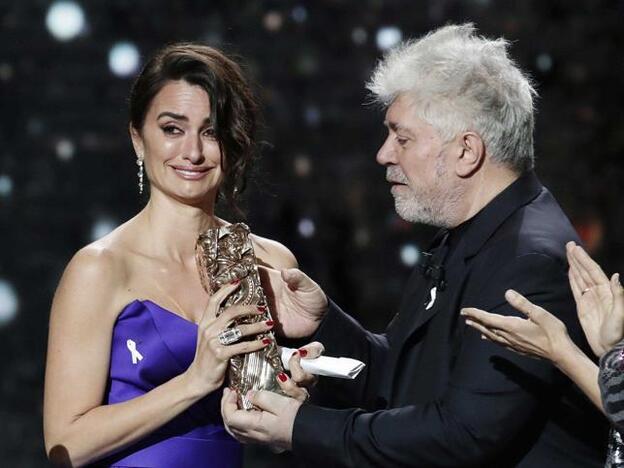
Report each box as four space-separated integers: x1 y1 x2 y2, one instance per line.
222 24 607 466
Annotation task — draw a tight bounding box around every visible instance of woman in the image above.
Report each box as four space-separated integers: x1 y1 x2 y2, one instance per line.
43 43 306 467
461 241 624 466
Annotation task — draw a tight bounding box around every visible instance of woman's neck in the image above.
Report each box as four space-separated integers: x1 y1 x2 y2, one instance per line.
138 190 221 264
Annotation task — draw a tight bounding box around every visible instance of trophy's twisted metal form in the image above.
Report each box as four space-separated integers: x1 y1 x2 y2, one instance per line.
196 223 286 410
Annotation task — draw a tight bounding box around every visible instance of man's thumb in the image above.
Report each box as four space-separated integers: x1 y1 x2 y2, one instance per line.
281 268 302 288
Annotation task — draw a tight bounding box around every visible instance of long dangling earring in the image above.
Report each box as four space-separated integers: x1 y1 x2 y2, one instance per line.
136 156 144 194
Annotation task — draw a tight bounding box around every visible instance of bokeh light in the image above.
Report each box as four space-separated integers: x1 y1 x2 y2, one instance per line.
0 279 18 326
400 244 420 267
45 1 85 42
108 42 140 77
376 26 402 51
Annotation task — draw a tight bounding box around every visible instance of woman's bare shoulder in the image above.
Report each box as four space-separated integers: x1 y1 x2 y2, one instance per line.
250 234 298 270
54 221 138 319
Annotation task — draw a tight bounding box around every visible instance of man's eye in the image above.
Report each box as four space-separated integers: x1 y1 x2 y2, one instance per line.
396 136 408 146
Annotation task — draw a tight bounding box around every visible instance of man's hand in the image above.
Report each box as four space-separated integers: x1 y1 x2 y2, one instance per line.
259 267 328 338
221 388 302 451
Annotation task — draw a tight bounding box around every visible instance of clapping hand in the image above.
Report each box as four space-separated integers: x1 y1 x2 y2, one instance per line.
461 289 571 364
567 241 624 357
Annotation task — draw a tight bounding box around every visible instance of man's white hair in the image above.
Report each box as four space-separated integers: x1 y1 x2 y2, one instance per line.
367 23 537 172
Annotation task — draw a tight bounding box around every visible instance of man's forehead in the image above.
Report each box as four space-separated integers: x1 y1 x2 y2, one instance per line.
384 96 420 134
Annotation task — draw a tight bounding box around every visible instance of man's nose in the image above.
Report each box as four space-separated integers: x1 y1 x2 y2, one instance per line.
376 136 396 166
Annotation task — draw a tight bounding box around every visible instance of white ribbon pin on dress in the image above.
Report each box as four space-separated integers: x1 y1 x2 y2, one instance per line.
126 339 144 365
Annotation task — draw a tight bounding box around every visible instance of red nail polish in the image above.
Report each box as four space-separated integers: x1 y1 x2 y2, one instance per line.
262 338 271 345
257 305 267 312
265 320 274 327
298 348 308 357
278 372 288 382
230 279 240 285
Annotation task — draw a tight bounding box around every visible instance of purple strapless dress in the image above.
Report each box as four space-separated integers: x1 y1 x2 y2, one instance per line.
95 300 242 468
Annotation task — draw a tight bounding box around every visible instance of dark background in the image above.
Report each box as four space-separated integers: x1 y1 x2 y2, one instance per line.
1 0 623 465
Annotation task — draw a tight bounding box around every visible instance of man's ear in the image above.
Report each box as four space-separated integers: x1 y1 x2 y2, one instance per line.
129 124 144 158
455 131 485 178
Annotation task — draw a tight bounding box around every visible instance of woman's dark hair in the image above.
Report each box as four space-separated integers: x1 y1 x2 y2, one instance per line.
129 42 259 213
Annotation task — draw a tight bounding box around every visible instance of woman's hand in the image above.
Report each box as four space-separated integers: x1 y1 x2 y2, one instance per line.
274 341 325 402
185 281 273 396
461 289 573 365
567 241 624 357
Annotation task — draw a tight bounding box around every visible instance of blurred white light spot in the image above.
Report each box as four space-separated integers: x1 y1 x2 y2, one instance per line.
27 118 44 136
109 42 140 77
298 218 315 238
376 26 402 51
303 105 321 127
536 53 553 72
91 217 118 241
0 279 18 326
293 154 312 177
46 1 85 42
354 227 370 248
400 244 420 267
263 11 283 32
352 27 368 45
56 138 75 161
0 174 13 197
0 63 13 82
291 6 307 23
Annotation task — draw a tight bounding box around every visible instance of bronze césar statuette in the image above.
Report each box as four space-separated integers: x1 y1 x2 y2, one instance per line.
196 223 286 410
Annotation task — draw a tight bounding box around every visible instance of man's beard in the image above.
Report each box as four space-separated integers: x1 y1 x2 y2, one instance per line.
387 156 464 228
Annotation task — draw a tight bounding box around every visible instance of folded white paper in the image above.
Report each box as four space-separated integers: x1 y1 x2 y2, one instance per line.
280 347 366 380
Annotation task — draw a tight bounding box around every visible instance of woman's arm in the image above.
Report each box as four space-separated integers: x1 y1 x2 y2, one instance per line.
462 290 604 413
44 247 269 466
598 339 624 430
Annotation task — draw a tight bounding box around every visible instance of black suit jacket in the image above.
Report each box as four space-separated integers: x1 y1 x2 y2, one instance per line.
292 172 607 467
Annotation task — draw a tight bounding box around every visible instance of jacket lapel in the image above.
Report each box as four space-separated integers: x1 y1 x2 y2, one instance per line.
384 171 545 395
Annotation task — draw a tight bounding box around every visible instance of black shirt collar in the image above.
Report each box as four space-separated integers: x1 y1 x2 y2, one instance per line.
450 170 544 260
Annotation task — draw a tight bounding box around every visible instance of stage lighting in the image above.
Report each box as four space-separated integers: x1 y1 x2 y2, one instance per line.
303 105 321 127
352 27 368 45
0 63 13 82
263 11 283 32
91 217 118 241
536 53 553 72
56 138 75 161
293 154 311 177
0 175 12 197
45 1 85 42
376 26 402 51
0 279 18 326
298 218 315 238
292 6 307 23
109 42 140 78
400 244 420 267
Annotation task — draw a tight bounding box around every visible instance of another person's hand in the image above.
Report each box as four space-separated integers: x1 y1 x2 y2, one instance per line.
461 289 573 365
274 341 325 402
185 281 272 396
259 266 328 338
567 241 624 357
221 388 300 451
